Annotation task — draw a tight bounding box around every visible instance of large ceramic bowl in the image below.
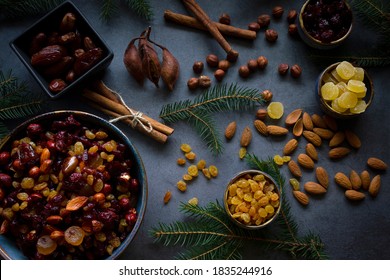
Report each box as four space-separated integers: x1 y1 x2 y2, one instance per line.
224 170 281 230
9 1 113 99
0 111 147 259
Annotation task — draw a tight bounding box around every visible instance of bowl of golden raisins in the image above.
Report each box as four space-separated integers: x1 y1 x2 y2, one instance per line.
224 170 281 230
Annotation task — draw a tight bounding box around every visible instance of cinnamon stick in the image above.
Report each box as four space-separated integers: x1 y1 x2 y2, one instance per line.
164 10 256 40
181 0 239 61
83 89 174 136
89 102 168 144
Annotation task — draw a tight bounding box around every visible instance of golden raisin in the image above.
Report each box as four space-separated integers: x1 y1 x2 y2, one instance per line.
177 180 187 192
209 165 218 177
163 191 172 204
197 159 207 170
185 151 196 161
180 143 192 153
188 165 199 177
177 158 186 166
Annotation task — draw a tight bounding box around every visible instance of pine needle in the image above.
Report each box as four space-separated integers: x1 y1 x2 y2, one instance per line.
0 121 9 140
0 0 64 19
124 0 153 21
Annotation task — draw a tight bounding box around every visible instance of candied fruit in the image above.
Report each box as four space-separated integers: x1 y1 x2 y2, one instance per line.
338 91 358 109
267 102 284 119
350 100 367 114
336 61 356 80
321 82 339 101
347 80 366 95
351 67 364 81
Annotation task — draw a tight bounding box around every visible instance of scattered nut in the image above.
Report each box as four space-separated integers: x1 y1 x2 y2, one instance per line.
265 29 278 42
214 69 225 82
192 61 204 74
257 14 271 27
199 75 211 88
288 24 299 37
256 109 268 120
290 64 302 78
219 13 231 25
248 22 261 32
257 56 268 70
287 9 298 23
278 63 289 75
247 59 258 72
218 59 230 71
272 6 284 18
238 65 251 78
206 54 219 67
187 77 199 90
261 89 273 102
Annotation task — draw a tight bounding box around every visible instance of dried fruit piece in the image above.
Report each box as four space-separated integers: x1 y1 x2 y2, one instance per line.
163 190 172 204
283 139 298 155
64 226 85 246
334 172 352 190
273 155 284 166
188 197 199 206
209 165 218 177
345 190 365 201
328 147 351 159
304 182 327 194
66 196 88 211
336 61 356 80
289 178 300 191
297 154 315 169
177 180 187 192
285 109 302 126
267 102 284 119
185 151 196 161
183 174 193 181
345 130 361 149
239 147 247 159
36 235 57 255
293 190 309 205
305 143 318 161
177 158 186 165
240 126 252 147
253 119 268 136
225 121 237 140
360 170 371 190
197 159 206 170
368 175 381 197
350 170 362 190
180 143 192 153
367 157 387 171
288 160 302 178
187 165 199 177
202 168 211 179
316 167 329 189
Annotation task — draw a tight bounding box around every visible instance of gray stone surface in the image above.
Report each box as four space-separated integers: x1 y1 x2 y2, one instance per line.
1 0 389 259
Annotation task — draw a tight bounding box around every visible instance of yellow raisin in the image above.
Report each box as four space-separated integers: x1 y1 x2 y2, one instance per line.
209 165 218 177
180 143 192 153
188 197 199 206
177 158 186 166
177 181 187 192
273 155 284 166
163 191 172 204
187 165 199 177
282 156 291 163
182 174 193 181
239 147 247 159
197 159 206 170
185 151 196 161
289 178 300 191
202 168 211 179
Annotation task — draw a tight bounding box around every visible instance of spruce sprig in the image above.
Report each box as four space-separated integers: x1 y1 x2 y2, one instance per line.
0 0 64 19
159 83 264 154
151 154 327 260
100 0 153 21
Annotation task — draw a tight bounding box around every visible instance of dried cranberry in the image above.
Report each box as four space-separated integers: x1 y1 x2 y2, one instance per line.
27 123 43 138
98 209 118 227
0 151 10 166
18 143 39 166
125 213 137 225
0 173 12 187
119 197 130 210
129 178 139 192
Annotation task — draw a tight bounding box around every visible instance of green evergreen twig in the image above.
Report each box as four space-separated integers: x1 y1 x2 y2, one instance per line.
100 0 153 21
151 154 327 260
159 83 264 154
0 0 64 19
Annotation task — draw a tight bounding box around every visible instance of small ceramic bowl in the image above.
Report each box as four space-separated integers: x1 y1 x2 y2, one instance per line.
298 0 353 49
224 170 281 230
317 62 374 119
0 111 147 259
9 1 113 99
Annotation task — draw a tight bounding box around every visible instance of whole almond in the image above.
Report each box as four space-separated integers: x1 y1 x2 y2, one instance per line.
297 153 315 169
293 118 303 137
267 125 289 136
253 119 268 136
293 190 309 205
288 160 302 178
66 196 88 211
322 115 338 131
368 175 381 197
304 181 327 194
311 114 327 128
315 166 329 189
360 170 371 190
334 172 352 189
329 147 351 159
240 126 252 147
283 139 298 155
345 190 365 201
224 121 237 140
329 131 345 148
345 130 361 149
367 157 388 171
285 109 303 126
349 170 362 190
305 143 318 161
313 128 334 140
302 112 313 130
303 130 322 147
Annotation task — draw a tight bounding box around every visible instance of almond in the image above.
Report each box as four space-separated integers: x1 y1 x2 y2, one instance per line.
253 119 268 136
302 112 313 130
285 109 303 126
368 175 381 197
313 128 334 140
315 167 329 189
345 190 365 201
311 113 327 128
360 170 371 190
46 215 63 225
240 126 252 147
303 130 322 147
297 153 315 169
349 170 362 190
329 131 345 148
283 139 298 155
305 143 318 161
334 172 352 189
66 196 88 211
293 190 309 205
367 157 388 171
288 160 302 178
345 130 361 149
328 147 351 159
304 181 327 194
293 118 303 137
224 121 237 140
322 115 338 131
267 125 289 136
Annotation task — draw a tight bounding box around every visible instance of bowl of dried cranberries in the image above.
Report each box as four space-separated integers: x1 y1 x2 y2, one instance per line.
298 0 353 49
224 170 281 230
0 111 147 259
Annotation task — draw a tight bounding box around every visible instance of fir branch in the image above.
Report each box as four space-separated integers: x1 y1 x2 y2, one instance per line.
124 0 153 21
0 101 43 120
309 53 390 67
0 121 9 140
100 0 117 22
0 0 64 19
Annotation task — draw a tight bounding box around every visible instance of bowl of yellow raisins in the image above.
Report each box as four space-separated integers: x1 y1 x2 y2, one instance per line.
318 61 374 119
224 170 281 230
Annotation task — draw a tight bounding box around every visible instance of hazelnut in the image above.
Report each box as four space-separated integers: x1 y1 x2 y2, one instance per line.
226 49 239 62
218 59 230 71
272 6 284 19
219 13 231 25
290 64 302 78
265 29 278 42
187 77 199 90
288 24 298 37
238 65 251 78
261 89 273 102
248 22 261 32
247 59 258 72
192 61 204 74
257 14 271 28
199 75 212 88
278 63 289 75
287 9 298 23
206 54 219 67
256 109 268 120
257 56 268 70
214 69 225 82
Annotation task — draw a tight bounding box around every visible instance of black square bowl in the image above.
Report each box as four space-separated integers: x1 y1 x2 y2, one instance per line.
9 1 114 99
